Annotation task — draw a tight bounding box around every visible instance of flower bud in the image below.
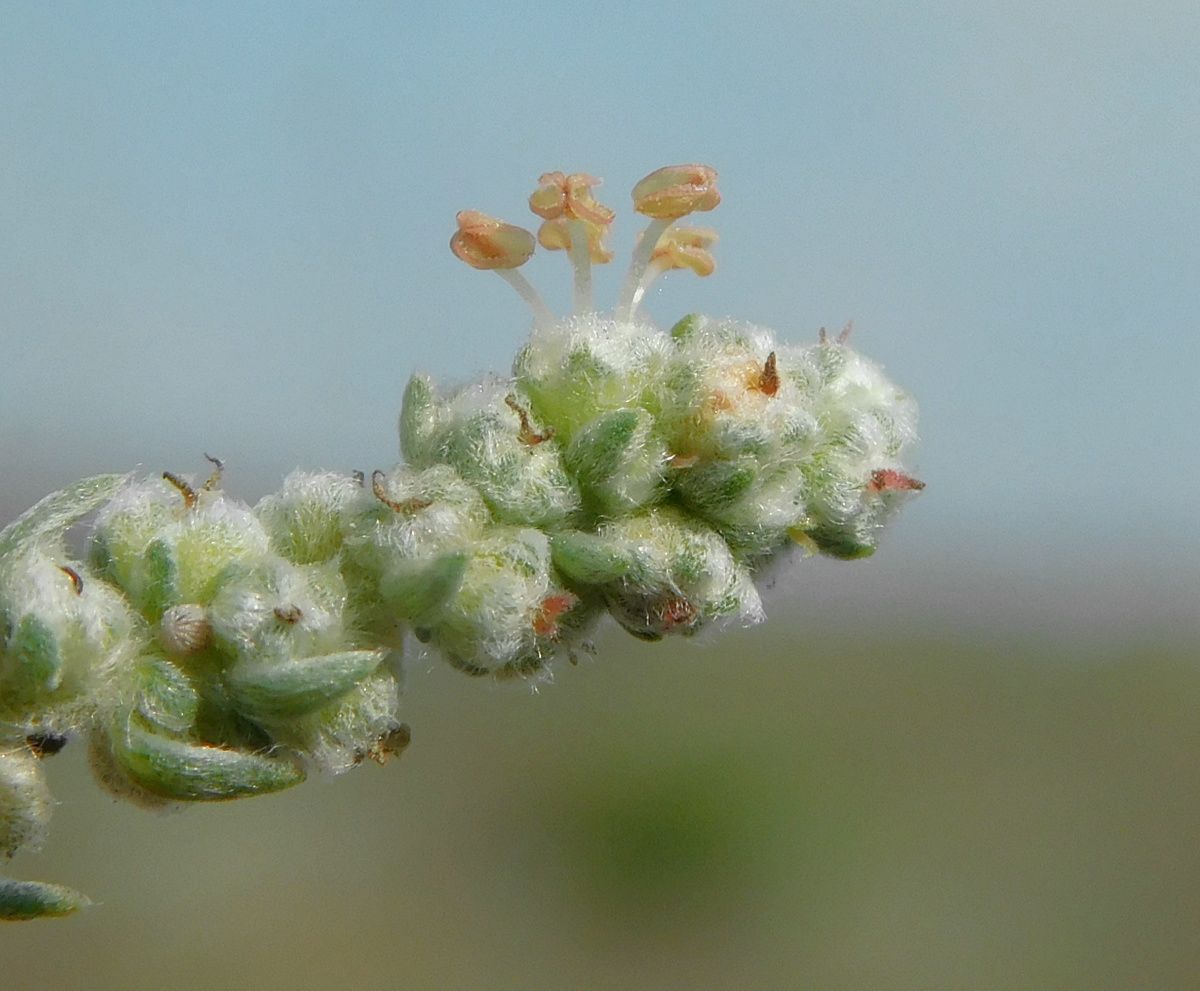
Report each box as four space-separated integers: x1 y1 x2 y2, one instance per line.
160 603 212 656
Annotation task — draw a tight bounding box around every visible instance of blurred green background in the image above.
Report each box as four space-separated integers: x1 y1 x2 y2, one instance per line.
3 2 1197 987
6 621 1199 989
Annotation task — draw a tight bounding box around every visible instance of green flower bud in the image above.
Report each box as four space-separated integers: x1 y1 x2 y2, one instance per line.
514 313 673 445
556 509 763 641
255 471 368 565
92 479 270 614
426 526 589 679
401 376 580 528
563 408 667 518
269 671 404 773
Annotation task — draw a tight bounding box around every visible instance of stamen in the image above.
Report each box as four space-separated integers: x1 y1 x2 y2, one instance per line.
450 211 552 325
450 210 536 269
495 269 556 326
529 173 614 315
367 723 411 765
626 226 717 315
657 594 698 632
786 526 819 556
528 172 615 227
630 164 720 220
568 219 594 312
371 470 432 514
620 166 718 319
537 218 612 314
532 592 577 638
616 218 672 321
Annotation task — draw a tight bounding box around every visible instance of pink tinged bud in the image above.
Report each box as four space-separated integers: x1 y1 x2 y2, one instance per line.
528 172 616 227
537 218 614 264
650 226 718 276
867 469 925 493
631 164 721 219
658 595 699 632
532 592 578 639
450 211 536 270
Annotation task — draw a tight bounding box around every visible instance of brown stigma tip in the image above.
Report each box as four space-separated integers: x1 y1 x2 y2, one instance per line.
505 395 554 446
162 471 198 509
273 605 303 624
202 453 225 491
757 351 780 396
371 470 432 514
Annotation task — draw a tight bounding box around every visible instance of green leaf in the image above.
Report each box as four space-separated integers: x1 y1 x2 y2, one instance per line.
140 539 179 619
668 313 701 341
0 474 127 557
109 716 304 801
564 410 640 492
674 458 757 513
227 650 384 721
399 374 441 466
379 552 468 625
133 656 200 736
551 532 632 587
4 614 62 698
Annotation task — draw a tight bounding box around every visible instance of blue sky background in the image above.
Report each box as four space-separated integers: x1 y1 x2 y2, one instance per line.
2 1 1197 634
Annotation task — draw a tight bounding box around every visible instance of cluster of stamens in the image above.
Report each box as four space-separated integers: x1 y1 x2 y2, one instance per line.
451 164 721 323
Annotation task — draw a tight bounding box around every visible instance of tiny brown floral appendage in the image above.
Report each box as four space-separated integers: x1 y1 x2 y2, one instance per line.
371 470 432 514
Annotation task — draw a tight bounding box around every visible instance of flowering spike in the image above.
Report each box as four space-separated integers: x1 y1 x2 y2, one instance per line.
2 162 922 918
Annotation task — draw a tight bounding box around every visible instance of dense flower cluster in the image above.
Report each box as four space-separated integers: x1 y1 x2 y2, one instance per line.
0 165 921 919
